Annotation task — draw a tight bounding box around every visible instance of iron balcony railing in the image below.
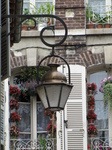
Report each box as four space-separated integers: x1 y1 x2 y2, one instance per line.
11 138 56 150
90 137 112 150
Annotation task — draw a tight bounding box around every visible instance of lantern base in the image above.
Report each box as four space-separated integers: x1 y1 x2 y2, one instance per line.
45 107 64 111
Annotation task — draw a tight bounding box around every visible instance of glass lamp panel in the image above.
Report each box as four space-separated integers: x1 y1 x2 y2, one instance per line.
36 86 48 109
45 84 61 107
60 85 73 108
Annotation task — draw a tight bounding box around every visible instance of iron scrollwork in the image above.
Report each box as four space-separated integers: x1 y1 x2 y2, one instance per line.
2 14 71 84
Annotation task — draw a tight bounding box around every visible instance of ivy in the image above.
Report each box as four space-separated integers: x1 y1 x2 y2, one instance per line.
104 83 112 111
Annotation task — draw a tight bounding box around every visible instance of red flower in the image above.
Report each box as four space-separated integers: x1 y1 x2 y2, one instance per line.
10 112 21 122
10 98 19 110
88 125 98 135
87 83 97 91
10 86 20 98
88 145 90 149
47 122 56 133
87 110 97 120
10 125 20 137
44 110 52 118
88 96 95 106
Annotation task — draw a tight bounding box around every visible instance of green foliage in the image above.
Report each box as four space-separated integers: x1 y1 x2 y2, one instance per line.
39 137 46 150
86 5 93 22
16 66 48 82
104 83 112 111
20 66 48 82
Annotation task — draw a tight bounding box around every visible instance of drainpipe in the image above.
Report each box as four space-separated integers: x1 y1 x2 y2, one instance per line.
0 0 1 150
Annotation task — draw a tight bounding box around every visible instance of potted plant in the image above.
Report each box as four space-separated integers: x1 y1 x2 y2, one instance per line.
88 96 95 109
88 125 98 137
10 125 20 138
86 5 98 29
37 3 54 31
87 82 97 94
99 76 112 110
87 110 97 123
10 112 21 122
97 15 107 28
86 5 95 29
10 86 21 98
10 98 19 110
104 11 111 28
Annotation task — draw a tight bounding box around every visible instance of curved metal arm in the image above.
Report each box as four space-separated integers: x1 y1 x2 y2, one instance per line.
3 14 71 84
37 54 71 84
3 14 67 41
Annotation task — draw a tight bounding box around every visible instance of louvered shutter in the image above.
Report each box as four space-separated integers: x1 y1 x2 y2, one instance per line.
57 65 87 150
1 81 5 145
1 0 10 81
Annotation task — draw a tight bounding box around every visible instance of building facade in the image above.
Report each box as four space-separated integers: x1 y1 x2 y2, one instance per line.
2 0 112 149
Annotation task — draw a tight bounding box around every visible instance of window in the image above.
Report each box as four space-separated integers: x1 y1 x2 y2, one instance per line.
23 0 54 12
90 71 109 140
12 76 50 140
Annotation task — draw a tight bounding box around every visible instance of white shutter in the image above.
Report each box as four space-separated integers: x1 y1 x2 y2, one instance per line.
57 65 87 150
1 81 5 145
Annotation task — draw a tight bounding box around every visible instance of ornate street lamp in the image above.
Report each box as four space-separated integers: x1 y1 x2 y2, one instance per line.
2 14 73 111
36 15 73 111
37 63 73 111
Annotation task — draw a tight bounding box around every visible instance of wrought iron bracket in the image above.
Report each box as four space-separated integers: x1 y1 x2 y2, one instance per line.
2 14 71 85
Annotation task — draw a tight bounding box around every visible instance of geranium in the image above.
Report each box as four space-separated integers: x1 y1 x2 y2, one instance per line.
10 125 20 137
47 122 56 133
10 86 20 97
88 96 95 106
10 112 21 122
10 98 19 110
45 110 52 118
87 110 97 120
88 125 98 135
87 83 97 91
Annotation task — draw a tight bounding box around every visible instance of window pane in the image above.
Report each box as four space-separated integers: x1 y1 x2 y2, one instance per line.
37 102 50 132
35 0 53 10
17 103 31 132
88 0 105 16
18 134 31 139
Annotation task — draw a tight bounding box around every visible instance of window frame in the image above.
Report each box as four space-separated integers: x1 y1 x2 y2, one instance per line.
87 68 112 147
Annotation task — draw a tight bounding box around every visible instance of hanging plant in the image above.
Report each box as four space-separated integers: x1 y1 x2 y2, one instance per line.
87 82 97 91
10 112 21 122
99 76 112 110
10 86 21 98
10 98 19 110
88 96 95 106
87 110 97 120
10 125 20 138
88 125 98 135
